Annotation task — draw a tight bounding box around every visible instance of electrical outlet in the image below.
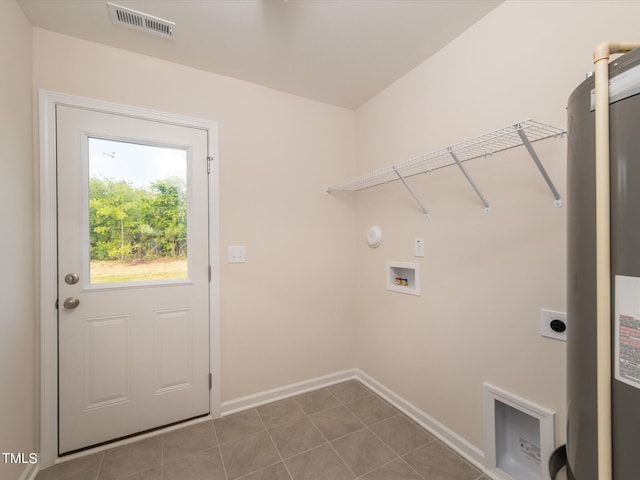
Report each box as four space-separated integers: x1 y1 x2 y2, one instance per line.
541 309 567 341
414 238 425 257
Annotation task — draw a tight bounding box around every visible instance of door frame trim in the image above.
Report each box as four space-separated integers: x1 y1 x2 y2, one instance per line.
38 90 221 467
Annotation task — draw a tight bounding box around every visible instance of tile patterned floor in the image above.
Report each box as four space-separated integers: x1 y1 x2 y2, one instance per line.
36 380 489 480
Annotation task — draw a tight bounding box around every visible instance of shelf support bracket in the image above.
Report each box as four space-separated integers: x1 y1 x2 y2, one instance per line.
448 148 491 213
392 166 429 217
515 124 563 207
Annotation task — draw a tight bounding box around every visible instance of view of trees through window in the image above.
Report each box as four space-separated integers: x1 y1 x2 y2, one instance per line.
88 138 188 284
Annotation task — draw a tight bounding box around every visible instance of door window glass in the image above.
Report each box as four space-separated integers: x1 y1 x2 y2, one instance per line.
88 137 188 284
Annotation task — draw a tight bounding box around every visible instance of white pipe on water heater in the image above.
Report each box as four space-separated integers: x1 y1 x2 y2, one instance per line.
592 41 639 480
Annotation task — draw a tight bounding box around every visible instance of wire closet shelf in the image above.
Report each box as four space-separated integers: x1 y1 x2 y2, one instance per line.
325 120 565 195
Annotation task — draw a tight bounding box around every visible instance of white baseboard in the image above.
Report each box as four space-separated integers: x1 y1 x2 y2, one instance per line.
19 462 39 480
219 368 503 480
220 369 357 416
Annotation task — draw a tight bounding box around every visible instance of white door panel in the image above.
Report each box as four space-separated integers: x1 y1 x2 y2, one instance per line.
56 105 210 454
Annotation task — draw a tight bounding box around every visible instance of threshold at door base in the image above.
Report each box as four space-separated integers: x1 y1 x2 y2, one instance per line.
55 414 211 465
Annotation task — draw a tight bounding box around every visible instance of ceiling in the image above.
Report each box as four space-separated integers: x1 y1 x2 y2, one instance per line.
18 0 502 109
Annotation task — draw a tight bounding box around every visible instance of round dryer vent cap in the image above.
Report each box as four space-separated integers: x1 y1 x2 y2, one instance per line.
367 225 383 248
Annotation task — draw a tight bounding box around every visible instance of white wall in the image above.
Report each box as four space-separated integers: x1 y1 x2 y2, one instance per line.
354 0 640 456
0 2 36 479
32 28 358 403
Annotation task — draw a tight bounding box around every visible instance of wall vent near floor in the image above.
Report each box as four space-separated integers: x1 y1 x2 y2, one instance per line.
107 2 174 39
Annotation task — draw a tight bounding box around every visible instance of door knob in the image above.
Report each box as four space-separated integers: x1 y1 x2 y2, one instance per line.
63 297 80 310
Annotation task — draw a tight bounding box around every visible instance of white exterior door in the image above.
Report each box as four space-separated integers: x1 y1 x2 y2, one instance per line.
56 104 211 454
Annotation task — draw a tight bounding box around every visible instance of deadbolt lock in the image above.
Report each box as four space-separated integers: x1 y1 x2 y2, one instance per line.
64 273 79 285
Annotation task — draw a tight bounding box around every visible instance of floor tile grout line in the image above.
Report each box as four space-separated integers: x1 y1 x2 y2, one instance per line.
398 437 438 458
328 381 374 406
159 436 163 480
291 386 342 416
340 392 396 428
310 382 426 479
278 441 332 462
309 414 368 443
357 450 404 479
394 450 429 480
294 405 330 461
354 455 399 479
425 436 485 476
363 412 402 429
215 408 268 447
217 429 274 480
155 438 166 480
322 433 361 479
336 385 433 480
256 406 295 480
94 451 106 480
255 400 306 430
211 417 230 480
401 440 485 480
345 386 483 480
309 405 361 479
395 456 429 480
363 422 430 480
233 460 287 480
289 387 393 478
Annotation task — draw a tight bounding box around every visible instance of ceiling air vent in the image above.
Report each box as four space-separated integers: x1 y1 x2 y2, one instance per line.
107 2 174 39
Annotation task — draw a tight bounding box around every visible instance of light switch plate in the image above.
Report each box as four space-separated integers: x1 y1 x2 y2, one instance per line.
414 238 425 257
227 245 246 263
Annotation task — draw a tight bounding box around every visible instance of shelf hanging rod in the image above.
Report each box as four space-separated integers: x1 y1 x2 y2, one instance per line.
448 148 491 213
392 166 429 217
515 124 563 207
